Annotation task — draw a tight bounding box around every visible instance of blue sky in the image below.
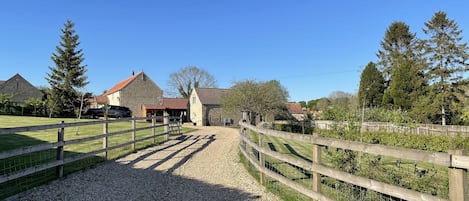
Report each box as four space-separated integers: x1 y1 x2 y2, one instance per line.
1 1 468 102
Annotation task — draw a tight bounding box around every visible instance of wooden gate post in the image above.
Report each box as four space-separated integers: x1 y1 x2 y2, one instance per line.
163 111 169 142
56 121 65 178
259 132 265 185
103 119 109 160
152 114 156 144
449 149 468 201
242 111 248 123
132 117 136 152
312 141 322 193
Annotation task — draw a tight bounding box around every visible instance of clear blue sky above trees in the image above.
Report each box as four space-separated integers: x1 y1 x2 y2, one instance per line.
1 1 468 102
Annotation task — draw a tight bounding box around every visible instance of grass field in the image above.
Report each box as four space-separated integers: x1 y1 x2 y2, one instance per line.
243 129 450 201
0 115 196 199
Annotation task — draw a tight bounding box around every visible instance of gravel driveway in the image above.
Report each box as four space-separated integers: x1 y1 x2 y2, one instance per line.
10 126 279 201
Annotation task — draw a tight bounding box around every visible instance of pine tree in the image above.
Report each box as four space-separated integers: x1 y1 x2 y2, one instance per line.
46 20 88 117
377 21 426 109
377 22 420 83
387 60 426 110
423 11 469 125
358 62 385 108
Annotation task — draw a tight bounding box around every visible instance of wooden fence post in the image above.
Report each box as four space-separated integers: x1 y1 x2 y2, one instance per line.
56 121 65 178
312 141 321 193
103 119 108 160
449 150 468 201
132 117 136 152
258 131 265 185
152 114 156 144
163 111 169 142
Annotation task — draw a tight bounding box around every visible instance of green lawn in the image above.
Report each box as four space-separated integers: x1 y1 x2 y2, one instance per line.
0 115 196 199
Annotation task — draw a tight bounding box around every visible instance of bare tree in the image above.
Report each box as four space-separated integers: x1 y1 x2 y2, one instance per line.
167 66 217 98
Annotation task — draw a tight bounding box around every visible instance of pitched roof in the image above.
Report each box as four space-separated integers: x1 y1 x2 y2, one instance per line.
144 98 188 110
87 96 109 105
195 88 230 105
0 73 43 102
103 72 142 96
287 102 303 114
0 81 5 85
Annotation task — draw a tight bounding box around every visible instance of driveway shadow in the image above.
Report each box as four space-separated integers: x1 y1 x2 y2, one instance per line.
11 161 262 201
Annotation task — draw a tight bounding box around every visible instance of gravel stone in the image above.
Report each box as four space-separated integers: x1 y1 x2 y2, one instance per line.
9 126 279 201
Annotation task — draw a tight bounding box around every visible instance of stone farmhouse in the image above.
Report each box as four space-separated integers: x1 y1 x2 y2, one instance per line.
90 72 163 117
189 88 241 126
0 74 43 103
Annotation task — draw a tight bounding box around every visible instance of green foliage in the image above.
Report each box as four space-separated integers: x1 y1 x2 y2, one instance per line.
386 60 426 110
422 11 469 125
377 21 421 81
0 93 14 113
363 107 413 124
46 20 88 117
273 121 313 134
358 62 385 107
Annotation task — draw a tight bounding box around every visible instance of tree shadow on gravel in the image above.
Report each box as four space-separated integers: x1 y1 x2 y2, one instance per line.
11 160 262 201
144 134 215 171
124 135 194 166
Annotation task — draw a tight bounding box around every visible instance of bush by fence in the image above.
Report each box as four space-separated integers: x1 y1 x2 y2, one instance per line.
315 120 469 137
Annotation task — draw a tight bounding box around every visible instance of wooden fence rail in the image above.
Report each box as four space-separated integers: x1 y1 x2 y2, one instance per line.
240 112 469 201
0 113 181 187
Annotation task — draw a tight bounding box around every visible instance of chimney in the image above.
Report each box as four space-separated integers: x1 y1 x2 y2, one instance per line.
132 71 135 76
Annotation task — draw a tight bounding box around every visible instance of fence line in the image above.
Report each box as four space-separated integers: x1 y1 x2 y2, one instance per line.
0 114 182 198
314 120 469 136
240 112 469 201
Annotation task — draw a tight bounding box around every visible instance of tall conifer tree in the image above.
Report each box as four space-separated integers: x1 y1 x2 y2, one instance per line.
46 20 88 117
423 11 469 125
358 62 385 107
377 22 425 109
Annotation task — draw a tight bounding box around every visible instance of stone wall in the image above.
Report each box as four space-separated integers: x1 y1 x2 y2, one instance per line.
121 73 163 117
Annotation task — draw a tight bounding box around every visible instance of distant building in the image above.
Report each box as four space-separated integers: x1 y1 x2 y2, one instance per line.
189 88 241 126
143 98 188 121
0 73 43 103
286 102 306 121
92 72 163 117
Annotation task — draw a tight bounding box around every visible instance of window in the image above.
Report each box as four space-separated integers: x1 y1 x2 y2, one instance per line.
192 97 196 104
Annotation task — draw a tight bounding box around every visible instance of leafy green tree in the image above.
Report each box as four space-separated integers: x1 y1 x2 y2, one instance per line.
0 93 13 113
46 20 88 117
221 79 289 124
358 62 385 107
423 11 469 125
167 66 217 98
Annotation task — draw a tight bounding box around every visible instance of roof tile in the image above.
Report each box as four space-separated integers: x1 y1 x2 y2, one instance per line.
103 72 141 96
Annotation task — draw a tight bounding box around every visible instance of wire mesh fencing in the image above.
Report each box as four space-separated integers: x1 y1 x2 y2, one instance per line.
239 120 461 201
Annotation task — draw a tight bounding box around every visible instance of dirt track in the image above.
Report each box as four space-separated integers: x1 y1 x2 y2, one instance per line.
11 126 279 201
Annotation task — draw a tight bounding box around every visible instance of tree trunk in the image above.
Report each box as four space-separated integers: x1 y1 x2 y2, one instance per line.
442 105 446 126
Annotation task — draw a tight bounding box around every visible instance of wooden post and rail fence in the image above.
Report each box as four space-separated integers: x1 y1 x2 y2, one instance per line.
240 111 469 201
0 113 181 188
